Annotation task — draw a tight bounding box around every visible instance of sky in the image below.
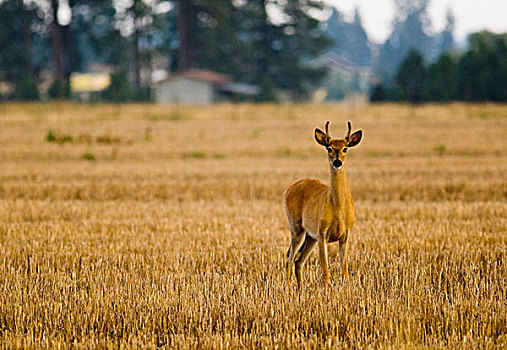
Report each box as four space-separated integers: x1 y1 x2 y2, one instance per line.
326 0 507 43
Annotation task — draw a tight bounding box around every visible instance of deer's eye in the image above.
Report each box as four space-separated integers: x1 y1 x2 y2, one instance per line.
343 148 348 153
326 147 332 153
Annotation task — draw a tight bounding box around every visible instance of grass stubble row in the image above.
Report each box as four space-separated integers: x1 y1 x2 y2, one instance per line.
0 103 506 348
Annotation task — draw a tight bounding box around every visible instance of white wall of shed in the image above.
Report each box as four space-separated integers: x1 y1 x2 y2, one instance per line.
155 78 214 104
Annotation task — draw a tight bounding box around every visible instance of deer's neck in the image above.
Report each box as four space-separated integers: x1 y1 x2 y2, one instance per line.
328 166 349 208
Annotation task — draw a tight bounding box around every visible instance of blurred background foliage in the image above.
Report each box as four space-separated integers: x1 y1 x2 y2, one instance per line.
0 0 505 103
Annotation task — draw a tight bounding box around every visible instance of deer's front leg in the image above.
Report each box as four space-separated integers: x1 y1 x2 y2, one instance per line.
318 237 330 284
339 233 350 279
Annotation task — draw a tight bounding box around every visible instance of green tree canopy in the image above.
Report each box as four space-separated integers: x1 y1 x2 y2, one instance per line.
423 53 458 101
395 49 426 104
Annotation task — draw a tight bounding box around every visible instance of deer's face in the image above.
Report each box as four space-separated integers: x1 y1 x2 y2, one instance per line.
315 121 362 171
325 140 348 170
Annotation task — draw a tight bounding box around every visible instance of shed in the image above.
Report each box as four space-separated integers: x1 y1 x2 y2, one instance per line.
154 69 259 104
154 69 231 104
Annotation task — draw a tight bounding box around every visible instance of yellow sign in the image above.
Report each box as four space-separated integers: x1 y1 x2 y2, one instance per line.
70 73 111 92
312 88 327 103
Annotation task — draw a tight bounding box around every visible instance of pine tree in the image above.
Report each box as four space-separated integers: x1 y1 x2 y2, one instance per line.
378 0 432 80
0 0 40 86
325 7 371 66
457 31 507 101
350 8 371 66
395 49 426 104
173 0 331 100
423 53 458 101
440 9 455 54
70 0 129 70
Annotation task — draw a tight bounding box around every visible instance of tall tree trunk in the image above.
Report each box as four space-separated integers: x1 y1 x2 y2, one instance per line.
21 2 34 79
177 0 192 71
63 25 79 79
133 28 141 89
50 0 65 83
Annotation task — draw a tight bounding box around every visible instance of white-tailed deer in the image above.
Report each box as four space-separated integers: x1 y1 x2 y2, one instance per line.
284 121 362 288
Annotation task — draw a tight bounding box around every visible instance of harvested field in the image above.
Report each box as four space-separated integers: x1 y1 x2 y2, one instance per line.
0 103 506 348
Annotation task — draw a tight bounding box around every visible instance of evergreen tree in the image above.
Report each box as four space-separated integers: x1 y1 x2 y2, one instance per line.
15 76 39 100
195 0 249 79
0 0 41 87
457 31 507 101
256 76 279 102
423 53 458 101
119 0 168 90
48 79 71 99
324 7 371 66
395 49 426 104
263 0 332 99
102 71 132 102
378 0 432 80
69 0 129 71
374 30 506 103
172 0 331 100
369 84 388 102
440 9 455 54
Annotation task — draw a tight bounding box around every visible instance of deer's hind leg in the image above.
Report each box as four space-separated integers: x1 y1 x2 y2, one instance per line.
294 234 317 288
286 225 306 285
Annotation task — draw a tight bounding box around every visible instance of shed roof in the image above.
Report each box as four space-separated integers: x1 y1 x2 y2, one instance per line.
160 69 232 84
220 82 259 96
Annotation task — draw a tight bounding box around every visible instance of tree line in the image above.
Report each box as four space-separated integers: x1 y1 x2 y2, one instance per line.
1 0 505 103
0 0 332 102
371 31 507 103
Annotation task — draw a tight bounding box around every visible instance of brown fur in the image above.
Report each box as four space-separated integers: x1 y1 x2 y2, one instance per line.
284 121 362 288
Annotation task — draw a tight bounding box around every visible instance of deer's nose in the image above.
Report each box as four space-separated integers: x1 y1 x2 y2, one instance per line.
333 159 342 168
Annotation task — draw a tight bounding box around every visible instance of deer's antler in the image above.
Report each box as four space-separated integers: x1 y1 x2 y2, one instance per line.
345 121 352 142
325 121 331 143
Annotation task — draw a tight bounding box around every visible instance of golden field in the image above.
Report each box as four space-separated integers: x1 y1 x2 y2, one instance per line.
0 102 506 348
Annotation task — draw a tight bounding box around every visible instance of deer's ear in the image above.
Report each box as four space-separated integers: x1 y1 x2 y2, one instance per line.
347 130 362 147
315 128 329 146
